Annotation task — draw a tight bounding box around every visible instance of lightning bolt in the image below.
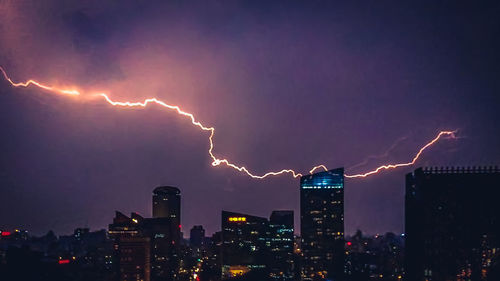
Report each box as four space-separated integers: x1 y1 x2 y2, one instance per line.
347 136 408 170
0 66 457 179
344 130 456 178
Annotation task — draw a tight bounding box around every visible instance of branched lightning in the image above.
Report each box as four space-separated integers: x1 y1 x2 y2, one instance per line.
344 130 456 178
0 66 457 179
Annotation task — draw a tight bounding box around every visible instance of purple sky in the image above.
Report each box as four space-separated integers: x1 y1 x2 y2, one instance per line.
0 1 499 237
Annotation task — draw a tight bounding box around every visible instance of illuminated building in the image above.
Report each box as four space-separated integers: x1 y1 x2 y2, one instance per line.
142 218 178 281
153 186 181 220
221 211 271 279
153 186 181 242
300 168 345 281
221 210 296 280
109 212 151 281
152 186 182 280
109 211 179 281
190 225 205 248
117 237 151 281
405 166 500 281
269 210 295 280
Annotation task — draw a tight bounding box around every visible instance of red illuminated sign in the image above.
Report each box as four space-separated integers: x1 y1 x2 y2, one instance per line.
1 231 11 236
58 259 70 264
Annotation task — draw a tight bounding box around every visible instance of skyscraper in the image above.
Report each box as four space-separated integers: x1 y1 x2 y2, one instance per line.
152 186 181 243
300 168 345 281
405 166 500 281
269 210 295 281
109 211 179 281
221 211 270 279
108 212 151 281
153 186 181 220
151 186 181 280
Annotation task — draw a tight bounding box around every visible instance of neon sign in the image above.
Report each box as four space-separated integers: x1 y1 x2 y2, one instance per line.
228 217 247 222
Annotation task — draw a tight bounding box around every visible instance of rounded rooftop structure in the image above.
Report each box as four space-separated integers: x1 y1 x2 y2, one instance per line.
153 186 180 195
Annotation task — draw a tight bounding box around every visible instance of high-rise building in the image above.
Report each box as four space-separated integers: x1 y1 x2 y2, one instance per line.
151 186 181 280
220 210 296 280
269 210 295 281
190 225 205 248
117 237 152 281
153 186 181 243
142 217 179 281
221 211 271 279
109 212 151 281
109 211 179 281
300 168 345 281
405 166 500 281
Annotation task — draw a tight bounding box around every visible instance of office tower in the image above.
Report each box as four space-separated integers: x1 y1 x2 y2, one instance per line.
153 186 181 240
405 166 500 281
300 168 345 281
153 186 181 218
108 211 143 239
142 217 178 281
109 211 179 281
151 186 181 280
190 225 205 248
109 212 151 281
269 210 295 280
221 211 271 279
118 237 151 281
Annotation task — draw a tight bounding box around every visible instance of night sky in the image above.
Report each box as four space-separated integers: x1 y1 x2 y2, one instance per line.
0 1 499 237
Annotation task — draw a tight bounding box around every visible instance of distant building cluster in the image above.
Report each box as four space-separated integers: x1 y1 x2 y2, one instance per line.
1 166 500 281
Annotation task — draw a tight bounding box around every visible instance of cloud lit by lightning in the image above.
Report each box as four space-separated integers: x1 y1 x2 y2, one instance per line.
0 66 457 179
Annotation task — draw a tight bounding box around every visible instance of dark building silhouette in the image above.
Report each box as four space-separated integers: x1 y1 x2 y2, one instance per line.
109 212 151 281
221 211 270 279
143 218 179 281
269 210 295 281
118 237 151 281
153 186 181 240
153 186 181 219
344 230 404 280
190 225 205 248
405 166 500 281
109 211 179 281
300 168 345 281
152 186 182 280
221 210 295 280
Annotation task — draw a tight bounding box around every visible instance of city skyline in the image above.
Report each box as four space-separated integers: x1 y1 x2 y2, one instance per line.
2 166 499 280
1 0 499 239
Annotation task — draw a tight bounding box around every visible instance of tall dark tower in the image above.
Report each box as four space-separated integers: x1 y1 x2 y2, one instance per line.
152 186 181 280
405 167 500 281
153 186 181 240
153 186 180 219
300 168 345 281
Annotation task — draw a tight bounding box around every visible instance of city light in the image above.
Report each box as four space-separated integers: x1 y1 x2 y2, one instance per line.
228 217 247 222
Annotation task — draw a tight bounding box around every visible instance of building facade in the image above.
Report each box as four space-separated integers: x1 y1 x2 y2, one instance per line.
105 187 183 281
221 210 295 280
153 186 181 239
405 166 500 281
300 168 345 281
269 210 295 280
109 212 151 281
221 211 270 279
190 225 205 248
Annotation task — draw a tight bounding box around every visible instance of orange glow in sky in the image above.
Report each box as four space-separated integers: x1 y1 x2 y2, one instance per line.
0 66 457 179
